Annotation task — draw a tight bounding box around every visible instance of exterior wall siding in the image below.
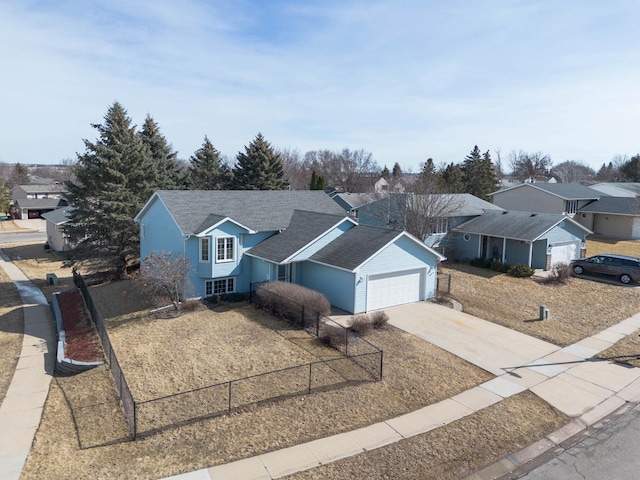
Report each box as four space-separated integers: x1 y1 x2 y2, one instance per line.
594 214 633 239
299 262 356 313
531 240 548 268
448 232 482 260
492 187 565 214
504 239 531 266
139 199 189 262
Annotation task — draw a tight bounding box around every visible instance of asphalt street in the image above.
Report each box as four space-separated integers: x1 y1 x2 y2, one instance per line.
523 403 640 480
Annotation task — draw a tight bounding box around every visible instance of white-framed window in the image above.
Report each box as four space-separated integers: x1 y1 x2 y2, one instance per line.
206 277 235 296
430 218 449 235
216 237 234 262
566 200 578 215
200 237 210 262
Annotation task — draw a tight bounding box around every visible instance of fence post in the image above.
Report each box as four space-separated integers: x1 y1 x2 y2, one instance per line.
308 363 312 394
379 350 384 381
228 381 232 413
301 305 305 328
133 401 137 440
316 312 319 337
345 328 348 356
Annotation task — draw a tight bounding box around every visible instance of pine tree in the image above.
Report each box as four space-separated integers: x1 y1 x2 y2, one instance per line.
438 162 465 193
461 146 498 201
0 174 10 215
138 115 182 189
232 133 288 190
381 165 391 180
8 163 30 188
64 101 156 278
310 170 326 190
186 136 231 190
392 162 403 179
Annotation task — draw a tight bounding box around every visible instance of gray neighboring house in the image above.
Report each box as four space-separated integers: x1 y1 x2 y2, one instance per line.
331 192 376 220
576 197 640 240
589 182 640 198
11 183 68 220
41 208 72 251
489 183 600 217
447 210 591 270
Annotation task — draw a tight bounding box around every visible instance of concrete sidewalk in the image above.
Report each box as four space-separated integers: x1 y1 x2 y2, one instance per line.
0 251 56 480
160 303 640 480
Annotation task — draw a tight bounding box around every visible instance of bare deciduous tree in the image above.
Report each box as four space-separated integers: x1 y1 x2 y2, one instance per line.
508 150 552 182
138 252 193 311
551 160 595 183
306 148 379 192
278 147 310 190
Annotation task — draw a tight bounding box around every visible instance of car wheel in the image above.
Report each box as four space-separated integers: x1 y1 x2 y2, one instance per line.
573 265 584 275
620 274 632 285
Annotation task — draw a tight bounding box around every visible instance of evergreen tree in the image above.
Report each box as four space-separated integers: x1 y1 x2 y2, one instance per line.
392 162 403 179
461 146 498 201
310 170 326 190
0 174 10 215
381 165 391 180
138 115 182 189
232 133 288 190
8 163 30 188
438 162 465 193
64 101 156 278
186 136 231 190
620 154 640 182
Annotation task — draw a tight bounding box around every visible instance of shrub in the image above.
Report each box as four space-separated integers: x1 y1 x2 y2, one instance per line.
370 310 389 329
318 323 347 348
255 282 330 326
544 262 572 284
180 300 202 312
470 257 491 268
489 261 511 273
508 264 535 278
348 314 372 335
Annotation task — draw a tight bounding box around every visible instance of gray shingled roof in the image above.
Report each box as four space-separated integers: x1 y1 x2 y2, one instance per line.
579 197 640 216
41 207 72 224
437 193 503 216
150 190 346 235
15 184 67 194
310 225 402 271
332 192 376 210
14 198 67 209
246 210 349 263
452 210 582 241
491 183 600 200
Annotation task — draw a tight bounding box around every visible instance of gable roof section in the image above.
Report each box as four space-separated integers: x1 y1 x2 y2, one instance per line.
578 197 640 216
14 198 67 209
452 210 591 242
589 182 640 197
136 190 346 235
435 193 503 216
41 207 72 224
245 210 353 263
310 225 445 271
490 183 600 200
332 192 376 210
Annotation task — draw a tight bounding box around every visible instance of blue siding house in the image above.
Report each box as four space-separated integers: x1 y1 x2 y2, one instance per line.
446 210 592 270
135 190 445 313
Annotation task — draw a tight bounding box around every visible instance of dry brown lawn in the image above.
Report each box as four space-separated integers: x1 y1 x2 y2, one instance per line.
0 267 23 403
0 242 75 301
585 236 640 258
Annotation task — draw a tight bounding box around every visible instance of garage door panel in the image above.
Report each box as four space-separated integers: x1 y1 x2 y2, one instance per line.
550 242 579 267
367 270 422 311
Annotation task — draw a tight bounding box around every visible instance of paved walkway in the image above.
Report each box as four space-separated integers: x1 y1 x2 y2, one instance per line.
0 250 56 480
159 303 640 480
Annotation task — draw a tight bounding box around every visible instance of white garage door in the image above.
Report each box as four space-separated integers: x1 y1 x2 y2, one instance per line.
550 242 579 267
366 269 423 311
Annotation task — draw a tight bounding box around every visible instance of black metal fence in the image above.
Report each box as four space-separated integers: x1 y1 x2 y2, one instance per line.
73 273 383 439
436 272 451 296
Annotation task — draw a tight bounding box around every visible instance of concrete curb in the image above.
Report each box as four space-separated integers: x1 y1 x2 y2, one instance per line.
465 400 638 480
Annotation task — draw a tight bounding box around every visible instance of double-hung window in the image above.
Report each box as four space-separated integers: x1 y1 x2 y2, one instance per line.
217 237 234 262
200 238 210 262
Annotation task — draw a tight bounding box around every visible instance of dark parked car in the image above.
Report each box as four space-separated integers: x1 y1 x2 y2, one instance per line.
571 254 640 285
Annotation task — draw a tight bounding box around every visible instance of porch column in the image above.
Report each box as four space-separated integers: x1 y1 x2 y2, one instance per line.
502 237 507 263
528 242 533 267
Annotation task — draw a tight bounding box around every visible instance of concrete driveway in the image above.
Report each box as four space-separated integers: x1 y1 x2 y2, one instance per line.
385 302 560 376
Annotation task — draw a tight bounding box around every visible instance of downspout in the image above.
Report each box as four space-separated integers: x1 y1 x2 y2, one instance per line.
528 242 533 267
502 237 507 263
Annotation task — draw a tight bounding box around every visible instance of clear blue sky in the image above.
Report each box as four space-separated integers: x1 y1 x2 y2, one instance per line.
1 0 638 172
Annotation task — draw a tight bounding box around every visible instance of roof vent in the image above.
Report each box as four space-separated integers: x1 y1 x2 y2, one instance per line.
530 213 537 217
502 211 508 214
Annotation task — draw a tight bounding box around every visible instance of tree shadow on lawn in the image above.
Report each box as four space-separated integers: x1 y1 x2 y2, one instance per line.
441 261 505 278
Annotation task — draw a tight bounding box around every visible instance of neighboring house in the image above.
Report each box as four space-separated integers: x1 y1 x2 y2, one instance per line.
447 210 591 270
135 190 446 313
356 193 503 247
41 207 72 251
349 175 389 194
576 197 640 240
588 182 640 198
331 192 376 220
489 183 599 217
11 183 68 219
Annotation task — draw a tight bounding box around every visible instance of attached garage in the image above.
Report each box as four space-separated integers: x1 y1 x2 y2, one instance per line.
366 269 424 311
549 241 580 267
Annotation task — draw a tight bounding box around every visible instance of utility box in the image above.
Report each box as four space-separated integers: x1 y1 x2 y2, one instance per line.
539 305 550 320
46 273 58 286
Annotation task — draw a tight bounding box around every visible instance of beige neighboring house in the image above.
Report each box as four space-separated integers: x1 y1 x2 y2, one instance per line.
11 183 68 220
41 207 72 251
